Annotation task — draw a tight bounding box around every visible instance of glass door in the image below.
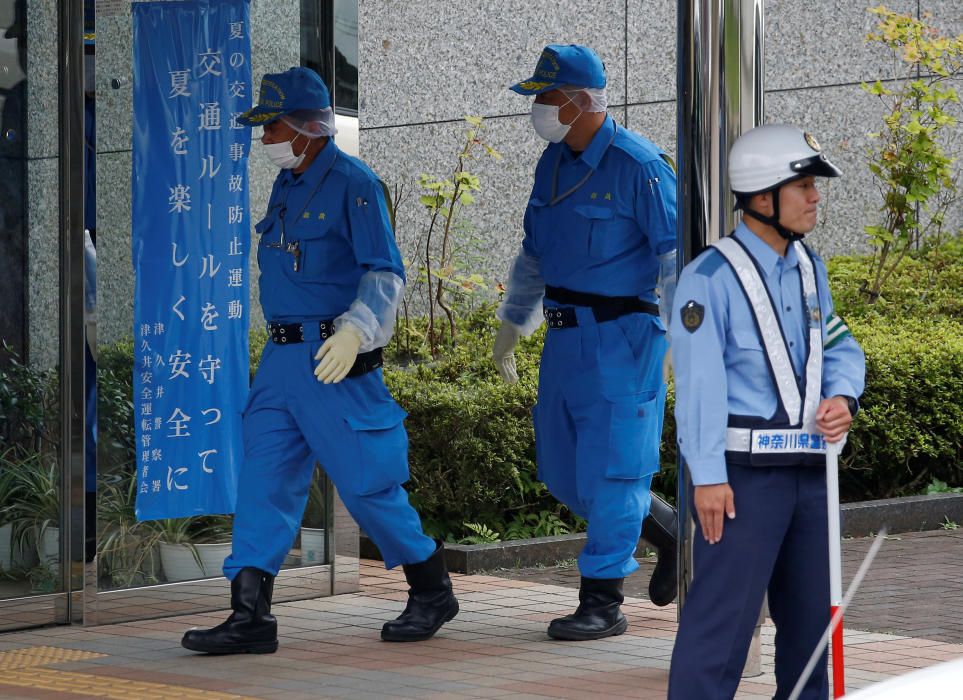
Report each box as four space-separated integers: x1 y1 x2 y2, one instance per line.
0 0 84 632
85 0 356 626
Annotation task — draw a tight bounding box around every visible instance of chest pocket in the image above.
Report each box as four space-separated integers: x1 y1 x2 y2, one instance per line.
284 213 338 282
574 204 634 259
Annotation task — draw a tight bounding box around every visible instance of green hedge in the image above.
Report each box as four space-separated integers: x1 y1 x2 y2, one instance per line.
43 244 963 542
389 246 963 537
383 312 585 542
826 247 963 500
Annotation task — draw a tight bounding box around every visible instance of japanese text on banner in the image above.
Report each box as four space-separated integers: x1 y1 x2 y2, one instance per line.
132 0 251 520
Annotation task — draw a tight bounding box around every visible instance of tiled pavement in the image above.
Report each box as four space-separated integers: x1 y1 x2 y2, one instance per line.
0 535 960 700
495 530 963 644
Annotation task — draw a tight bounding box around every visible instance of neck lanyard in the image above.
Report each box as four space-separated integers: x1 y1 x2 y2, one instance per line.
548 123 617 206
264 152 339 271
269 152 339 249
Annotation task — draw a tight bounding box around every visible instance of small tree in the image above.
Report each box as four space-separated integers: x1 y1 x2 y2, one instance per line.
392 116 501 358
860 6 963 302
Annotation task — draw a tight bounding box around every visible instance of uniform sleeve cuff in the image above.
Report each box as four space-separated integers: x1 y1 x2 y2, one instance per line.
823 382 859 405
684 457 729 486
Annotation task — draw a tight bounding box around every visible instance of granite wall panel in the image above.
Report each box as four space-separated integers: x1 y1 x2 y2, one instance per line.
766 84 889 257
764 0 918 92
627 0 677 105
358 0 627 129
360 114 540 289
24 0 57 160
627 101 677 160
26 157 59 368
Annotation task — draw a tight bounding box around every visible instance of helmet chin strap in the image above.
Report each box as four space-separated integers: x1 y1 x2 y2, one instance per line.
742 185 805 242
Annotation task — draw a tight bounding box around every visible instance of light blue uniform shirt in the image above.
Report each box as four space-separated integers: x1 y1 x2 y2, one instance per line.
670 222 866 486
255 140 403 322
522 114 677 303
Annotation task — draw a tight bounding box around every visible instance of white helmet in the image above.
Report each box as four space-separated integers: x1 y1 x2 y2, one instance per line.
729 123 841 195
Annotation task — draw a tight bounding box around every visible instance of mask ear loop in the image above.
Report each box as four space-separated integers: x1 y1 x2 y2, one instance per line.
291 132 312 159
559 91 584 128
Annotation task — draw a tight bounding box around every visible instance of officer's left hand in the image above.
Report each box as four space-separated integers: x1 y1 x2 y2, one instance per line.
816 396 852 443
314 325 363 384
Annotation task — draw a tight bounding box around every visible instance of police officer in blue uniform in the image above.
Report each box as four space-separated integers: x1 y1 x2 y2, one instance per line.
667 124 866 699
182 67 458 654
493 45 680 641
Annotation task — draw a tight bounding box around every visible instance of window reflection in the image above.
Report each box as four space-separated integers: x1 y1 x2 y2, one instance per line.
333 0 357 115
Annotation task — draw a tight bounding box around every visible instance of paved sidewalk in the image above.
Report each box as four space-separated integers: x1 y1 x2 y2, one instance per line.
0 554 960 699
493 530 963 644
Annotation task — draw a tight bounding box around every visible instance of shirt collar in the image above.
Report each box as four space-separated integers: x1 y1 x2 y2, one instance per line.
733 220 799 276
280 137 339 187
561 113 616 170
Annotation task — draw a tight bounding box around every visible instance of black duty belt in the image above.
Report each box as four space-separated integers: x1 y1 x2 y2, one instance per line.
543 285 659 328
267 321 384 378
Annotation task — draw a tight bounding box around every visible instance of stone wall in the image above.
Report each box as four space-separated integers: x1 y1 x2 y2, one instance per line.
358 0 963 293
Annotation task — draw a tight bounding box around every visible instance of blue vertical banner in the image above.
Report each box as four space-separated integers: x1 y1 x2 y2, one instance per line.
132 0 251 520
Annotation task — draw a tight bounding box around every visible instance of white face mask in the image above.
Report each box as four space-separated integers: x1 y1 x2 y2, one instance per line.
263 134 307 169
531 99 579 143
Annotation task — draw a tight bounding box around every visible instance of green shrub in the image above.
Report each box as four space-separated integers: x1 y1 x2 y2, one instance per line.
0 345 59 455
76 243 963 541
840 318 963 499
827 246 963 324
822 245 963 499
384 308 585 542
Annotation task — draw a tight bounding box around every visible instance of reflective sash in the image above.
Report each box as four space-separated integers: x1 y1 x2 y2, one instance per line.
795 241 823 430
712 237 823 447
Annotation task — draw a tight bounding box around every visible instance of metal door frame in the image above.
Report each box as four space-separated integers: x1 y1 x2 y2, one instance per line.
0 0 359 633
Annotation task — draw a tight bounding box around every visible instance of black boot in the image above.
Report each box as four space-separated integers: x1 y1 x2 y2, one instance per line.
181 568 278 654
381 541 459 642
642 492 678 607
547 577 627 641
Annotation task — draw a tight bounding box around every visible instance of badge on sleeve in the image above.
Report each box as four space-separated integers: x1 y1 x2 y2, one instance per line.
681 300 705 333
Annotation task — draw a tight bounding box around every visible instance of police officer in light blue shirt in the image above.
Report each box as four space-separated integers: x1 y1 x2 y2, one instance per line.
493 44 681 641
182 67 458 655
667 124 866 699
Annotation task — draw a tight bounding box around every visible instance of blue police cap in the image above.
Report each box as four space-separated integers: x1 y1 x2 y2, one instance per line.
237 66 331 126
510 44 606 95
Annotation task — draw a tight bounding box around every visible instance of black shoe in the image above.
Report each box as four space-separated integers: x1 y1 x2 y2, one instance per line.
547 577 628 641
181 568 278 654
381 541 459 642
642 492 678 607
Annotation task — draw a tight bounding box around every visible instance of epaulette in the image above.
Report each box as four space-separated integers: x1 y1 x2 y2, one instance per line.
694 248 726 278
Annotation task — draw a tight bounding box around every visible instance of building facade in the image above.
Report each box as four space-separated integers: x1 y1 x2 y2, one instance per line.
0 0 959 630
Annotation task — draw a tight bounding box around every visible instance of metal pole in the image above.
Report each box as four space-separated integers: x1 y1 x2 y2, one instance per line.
59 0 87 623
675 0 764 605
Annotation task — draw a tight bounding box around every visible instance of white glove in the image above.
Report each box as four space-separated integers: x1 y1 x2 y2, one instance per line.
492 322 521 384
314 325 363 384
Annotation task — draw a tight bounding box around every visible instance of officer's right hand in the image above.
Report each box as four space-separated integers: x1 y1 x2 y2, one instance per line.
694 483 736 545
492 322 521 384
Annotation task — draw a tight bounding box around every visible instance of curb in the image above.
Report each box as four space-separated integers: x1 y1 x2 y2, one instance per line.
840 492 963 538
361 493 963 574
